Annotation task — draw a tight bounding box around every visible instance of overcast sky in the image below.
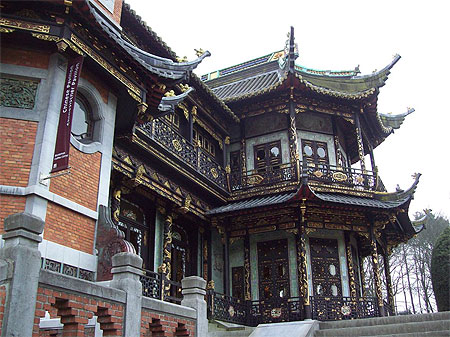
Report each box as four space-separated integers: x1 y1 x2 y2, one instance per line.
126 0 450 218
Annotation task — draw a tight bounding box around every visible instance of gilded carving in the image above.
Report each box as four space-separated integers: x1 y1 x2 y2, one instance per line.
172 139 182 152
0 77 39 109
0 27 15 33
69 34 141 97
346 241 357 298
31 33 60 42
0 17 50 33
210 167 218 179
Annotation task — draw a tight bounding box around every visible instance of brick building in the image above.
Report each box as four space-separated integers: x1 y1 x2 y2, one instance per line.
1 0 423 336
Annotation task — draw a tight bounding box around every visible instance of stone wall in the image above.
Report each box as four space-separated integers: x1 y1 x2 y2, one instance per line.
0 213 206 337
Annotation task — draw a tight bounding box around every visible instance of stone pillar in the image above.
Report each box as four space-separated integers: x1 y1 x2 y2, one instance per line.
181 276 207 337
370 225 385 317
111 252 144 337
0 212 44 337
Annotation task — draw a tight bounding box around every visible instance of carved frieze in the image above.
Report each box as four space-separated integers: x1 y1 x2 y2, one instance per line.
0 77 39 109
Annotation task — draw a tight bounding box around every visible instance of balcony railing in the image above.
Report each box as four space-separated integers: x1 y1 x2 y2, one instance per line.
303 162 376 191
230 161 376 192
207 291 380 326
139 119 228 191
310 296 379 321
230 163 297 192
139 269 182 304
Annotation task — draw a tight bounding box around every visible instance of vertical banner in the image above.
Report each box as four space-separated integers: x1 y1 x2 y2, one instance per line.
51 56 84 173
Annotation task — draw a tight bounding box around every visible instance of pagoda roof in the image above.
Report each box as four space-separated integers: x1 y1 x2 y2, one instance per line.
203 49 400 103
206 174 420 216
86 0 209 81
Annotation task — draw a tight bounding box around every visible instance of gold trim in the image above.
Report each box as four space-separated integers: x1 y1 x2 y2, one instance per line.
69 34 141 97
0 18 50 33
0 27 15 33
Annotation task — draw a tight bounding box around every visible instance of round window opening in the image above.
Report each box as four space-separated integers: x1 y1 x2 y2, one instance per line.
270 146 280 157
257 149 266 161
304 145 313 156
317 147 326 158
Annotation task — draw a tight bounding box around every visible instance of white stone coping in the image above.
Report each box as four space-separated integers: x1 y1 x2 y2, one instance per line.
39 269 126 303
39 239 97 272
0 184 97 220
142 296 196 320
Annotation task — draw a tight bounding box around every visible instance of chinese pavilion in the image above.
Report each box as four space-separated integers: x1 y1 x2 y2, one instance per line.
0 0 420 333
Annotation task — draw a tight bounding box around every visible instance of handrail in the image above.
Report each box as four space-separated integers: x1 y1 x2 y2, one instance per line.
138 119 228 191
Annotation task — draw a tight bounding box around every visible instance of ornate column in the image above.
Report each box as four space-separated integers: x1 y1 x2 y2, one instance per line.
111 186 122 225
297 199 311 319
354 111 367 172
159 212 173 300
223 229 230 296
240 123 247 175
243 233 252 301
288 88 300 180
383 250 395 315
358 247 366 297
370 223 385 316
345 233 358 298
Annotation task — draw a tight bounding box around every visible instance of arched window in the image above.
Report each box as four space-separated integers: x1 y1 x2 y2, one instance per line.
71 94 94 143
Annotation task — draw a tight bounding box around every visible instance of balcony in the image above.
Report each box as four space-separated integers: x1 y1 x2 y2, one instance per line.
207 291 380 326
138 119 228 192
230 163 297 192
303 162 376 191
230 162 376 192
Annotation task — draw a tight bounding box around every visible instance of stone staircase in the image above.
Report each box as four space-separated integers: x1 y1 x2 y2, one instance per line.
314 311 450 337
208 320 255 337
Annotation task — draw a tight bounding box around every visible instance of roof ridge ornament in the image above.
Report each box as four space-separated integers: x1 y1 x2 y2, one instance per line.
284 26 298 73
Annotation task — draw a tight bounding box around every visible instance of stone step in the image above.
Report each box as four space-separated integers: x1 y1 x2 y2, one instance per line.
315 319 450 337
365 331 450 337
209 330 253 337
319 312 450 330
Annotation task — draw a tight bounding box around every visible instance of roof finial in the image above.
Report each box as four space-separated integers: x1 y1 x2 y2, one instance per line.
287 26 298 73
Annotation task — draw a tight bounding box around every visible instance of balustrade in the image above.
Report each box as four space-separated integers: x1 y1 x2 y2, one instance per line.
139 269 182 304
310 296 379 321
230 163 297 192
302 163 376 191
139 120 228 190
207 291 380 325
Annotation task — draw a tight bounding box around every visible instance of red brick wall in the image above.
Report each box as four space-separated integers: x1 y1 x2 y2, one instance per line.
44 202 96 254
81 69 109 104
0 118 38 187
0 285 7 334
1 47 50 69
93 0 123 25
0 195 26 234
50 145 101 212
34 286 125 337
141 309 196 337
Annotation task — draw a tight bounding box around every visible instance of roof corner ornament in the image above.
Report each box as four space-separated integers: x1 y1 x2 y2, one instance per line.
158 87 195 113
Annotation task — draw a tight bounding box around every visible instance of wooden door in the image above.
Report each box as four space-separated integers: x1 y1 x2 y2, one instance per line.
309 238 342 297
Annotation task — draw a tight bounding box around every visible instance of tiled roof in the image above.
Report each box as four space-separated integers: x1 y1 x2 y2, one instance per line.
205 192 296 215
204 52 401 102
313 192 410 209
213 71 282 101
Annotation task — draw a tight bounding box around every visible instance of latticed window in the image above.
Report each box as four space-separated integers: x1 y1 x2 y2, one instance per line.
301 139 329 167
253 140 282 172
